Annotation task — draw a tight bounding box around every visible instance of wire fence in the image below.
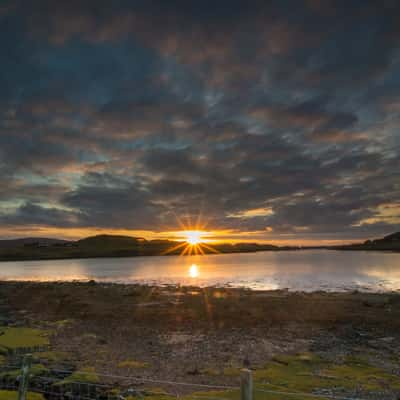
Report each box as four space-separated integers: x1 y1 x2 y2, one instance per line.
0 354 377 400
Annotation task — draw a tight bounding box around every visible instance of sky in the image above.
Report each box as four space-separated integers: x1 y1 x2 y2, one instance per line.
0 0 399 244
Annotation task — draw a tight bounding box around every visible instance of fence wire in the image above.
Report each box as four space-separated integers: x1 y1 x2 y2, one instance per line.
0 359 375 400
254 387 368 400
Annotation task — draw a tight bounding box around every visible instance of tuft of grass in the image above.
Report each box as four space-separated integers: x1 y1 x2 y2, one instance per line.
0 327 49 350
0 364 48 379
223 367 241 377
126 388 172 400
32 351 70 363
0 390 44 399
54 367 99 385
117 360 149 369
323 355 400 391
188 390 240 399
199 367 220 376
200 366 241 377
126 395 173 400
145 388 168 395
124 389 240 400
254 352 400 396
53 319 74 329
254 353 328 394
125 388 317 400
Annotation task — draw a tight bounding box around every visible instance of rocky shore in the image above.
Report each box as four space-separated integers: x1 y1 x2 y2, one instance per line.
0 281 399 399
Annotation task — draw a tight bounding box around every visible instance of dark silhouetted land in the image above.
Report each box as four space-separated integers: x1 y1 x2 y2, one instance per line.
0 234 285 261
0 231 398 262
332 231 400 252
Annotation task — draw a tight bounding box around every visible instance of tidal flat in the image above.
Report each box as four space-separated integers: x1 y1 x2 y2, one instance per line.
0 281 399 399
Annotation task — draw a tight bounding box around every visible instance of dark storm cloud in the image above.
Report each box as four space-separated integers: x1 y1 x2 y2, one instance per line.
0 0 399 240
62 185 162 229
251 99 361 142
1 202 79 227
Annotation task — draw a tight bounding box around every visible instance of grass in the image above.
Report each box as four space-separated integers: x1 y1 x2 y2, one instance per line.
54 367 99 385
2 352 388 400
323 355 400 391
253 352 400 396
52 319 74 329
223 367 241 377
196 352 400 400
0 390 44 399
0 327 49 350
126 389 317 400
200 366 241 377
0 364 48 379
32 351 70 363
125 391 238 400
117 359 149 369
199 367 219 376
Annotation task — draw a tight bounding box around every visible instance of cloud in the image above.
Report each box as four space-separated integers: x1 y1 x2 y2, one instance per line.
0 202 79 227
250 99 363 143
0 0 399 241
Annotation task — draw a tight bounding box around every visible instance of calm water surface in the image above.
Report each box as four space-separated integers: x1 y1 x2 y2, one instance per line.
1 250 399 292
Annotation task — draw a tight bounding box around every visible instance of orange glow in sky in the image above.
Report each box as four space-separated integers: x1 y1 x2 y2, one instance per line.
0 225 373 246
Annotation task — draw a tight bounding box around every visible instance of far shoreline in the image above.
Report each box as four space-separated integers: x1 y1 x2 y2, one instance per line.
0 231 399 262
0 245 293 263
0 245 399 263
0 276 398 295
0 278 399 296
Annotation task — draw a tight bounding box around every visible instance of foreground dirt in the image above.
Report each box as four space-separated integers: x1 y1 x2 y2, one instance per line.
0 281 400 398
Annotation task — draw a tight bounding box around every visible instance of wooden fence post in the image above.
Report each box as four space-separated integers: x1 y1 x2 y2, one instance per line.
240 369 253 400
18 354 32 400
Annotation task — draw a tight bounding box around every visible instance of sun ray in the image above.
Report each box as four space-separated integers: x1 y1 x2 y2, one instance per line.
197 244 205 255
162 212 220 256
200 243 220 254
180 245 190 256
162 241 187 255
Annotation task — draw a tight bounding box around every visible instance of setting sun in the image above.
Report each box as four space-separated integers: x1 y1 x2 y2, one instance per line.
185 230 202 245
161 229 219 256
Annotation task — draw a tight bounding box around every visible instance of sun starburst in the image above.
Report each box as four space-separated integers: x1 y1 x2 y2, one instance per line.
162 216 219 256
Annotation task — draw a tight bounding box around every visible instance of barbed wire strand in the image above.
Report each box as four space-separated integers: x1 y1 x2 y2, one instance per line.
255 387 367 400
0 363 372 400
45 368 239 390
32 378 235 400
22 374 235 400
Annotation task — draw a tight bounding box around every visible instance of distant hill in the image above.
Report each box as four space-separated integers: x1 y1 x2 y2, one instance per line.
77 234 145 247
0 233 284 261
0 237 69 248
213 242 280 253
333 231 400 252
0 234 149 261
373 231 400 243
1 231 397 262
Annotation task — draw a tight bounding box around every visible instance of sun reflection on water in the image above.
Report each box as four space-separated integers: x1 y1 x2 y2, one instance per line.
189 264 199 278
